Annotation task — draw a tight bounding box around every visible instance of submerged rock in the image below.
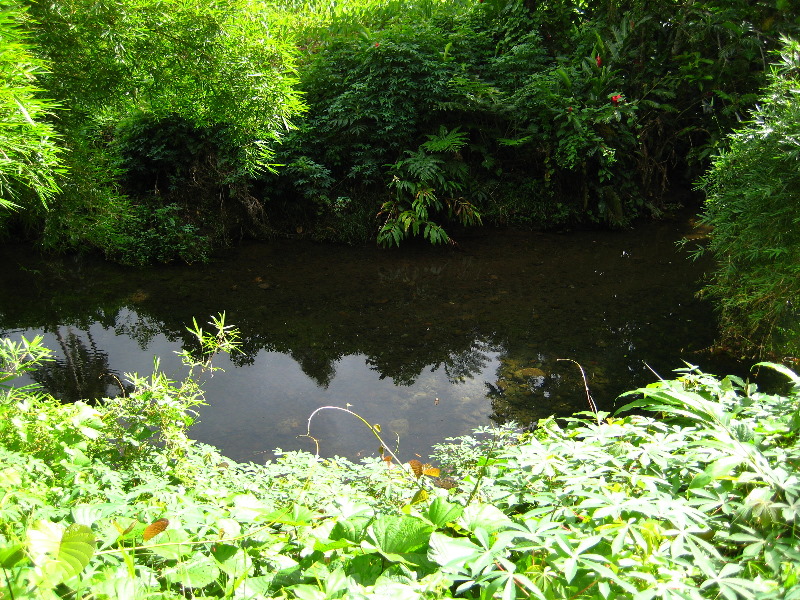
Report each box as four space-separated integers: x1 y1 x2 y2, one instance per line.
515 367 546 379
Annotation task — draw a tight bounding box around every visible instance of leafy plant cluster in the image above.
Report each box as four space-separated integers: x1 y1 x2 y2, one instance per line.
0 0 63 214
266 0 799 244
6 0 303 261
2 0 799 253
2 319 800 598
696 37 800 359
378 126 480 246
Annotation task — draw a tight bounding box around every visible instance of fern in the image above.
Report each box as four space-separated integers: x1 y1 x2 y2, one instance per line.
420 126 468 153
395 149 444 182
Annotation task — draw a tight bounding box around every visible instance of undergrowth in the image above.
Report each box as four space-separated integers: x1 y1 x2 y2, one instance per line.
1 320 800 599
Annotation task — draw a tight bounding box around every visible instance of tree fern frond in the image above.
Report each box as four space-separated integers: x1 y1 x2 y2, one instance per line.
421 126 467 153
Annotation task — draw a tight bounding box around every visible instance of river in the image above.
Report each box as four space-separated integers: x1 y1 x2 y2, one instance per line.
0 217 745 462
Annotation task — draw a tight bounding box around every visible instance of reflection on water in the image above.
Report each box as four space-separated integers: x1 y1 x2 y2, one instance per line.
27 327 125 401
0 218 746 461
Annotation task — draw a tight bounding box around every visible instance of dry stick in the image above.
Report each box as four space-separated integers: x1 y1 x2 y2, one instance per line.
302 405 421 487
556 359 599 422
643 361 664 381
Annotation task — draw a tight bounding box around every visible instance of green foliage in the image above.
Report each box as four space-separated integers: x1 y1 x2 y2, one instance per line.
0 0 63 212
15 0 304 260
3 321 800 598
378 127 481 247
101 203 211 266
4 0 798 249
29 0 302 174
270 0 799 242
697 37 800 358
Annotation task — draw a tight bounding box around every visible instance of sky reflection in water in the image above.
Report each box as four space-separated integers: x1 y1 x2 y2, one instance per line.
0 219 745 462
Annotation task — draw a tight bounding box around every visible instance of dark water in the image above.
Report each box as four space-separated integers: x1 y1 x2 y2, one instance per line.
0 218 746 462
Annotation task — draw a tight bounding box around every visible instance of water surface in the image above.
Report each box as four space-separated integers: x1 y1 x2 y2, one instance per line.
0 219 743 462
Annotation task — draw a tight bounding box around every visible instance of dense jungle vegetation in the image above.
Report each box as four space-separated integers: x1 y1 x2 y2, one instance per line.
2 1 800 597
1 0 799 353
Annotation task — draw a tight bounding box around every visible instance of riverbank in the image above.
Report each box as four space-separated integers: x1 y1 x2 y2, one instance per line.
1 331 798 598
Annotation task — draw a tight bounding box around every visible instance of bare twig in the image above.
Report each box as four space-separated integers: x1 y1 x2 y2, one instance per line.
557 359 599 422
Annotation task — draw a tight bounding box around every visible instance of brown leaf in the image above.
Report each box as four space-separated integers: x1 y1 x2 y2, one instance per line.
143 518 169 542
422 466 441 478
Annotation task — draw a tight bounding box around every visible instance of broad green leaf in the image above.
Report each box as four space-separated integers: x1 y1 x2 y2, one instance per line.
312 538 352 552
231 493 271 521
90 571 145 600
690 455 743 489
327 516 371 543
425 497 463 527
71 503 115 527
369 515 433 554
0 467 21 487
27 521 95 584
212 545 253 577
409 488 428 504
0 544 25 568
458 503 512 534
235 575 274 597
292 584 326 600
376 562 415 584
263 503 314 526
164 552 219 588
146 528 192 560
428 532 481 567
345 554 384 583
217 517 242 538
322 566 351 595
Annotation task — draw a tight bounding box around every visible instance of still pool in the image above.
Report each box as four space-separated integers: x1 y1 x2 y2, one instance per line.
0 218 745 462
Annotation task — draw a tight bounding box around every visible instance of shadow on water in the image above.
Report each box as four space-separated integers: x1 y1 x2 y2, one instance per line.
0 216 752 462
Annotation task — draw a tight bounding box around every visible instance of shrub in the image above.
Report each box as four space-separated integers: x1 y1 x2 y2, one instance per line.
0 0 63 213
19 0 303 259
697 37 800 359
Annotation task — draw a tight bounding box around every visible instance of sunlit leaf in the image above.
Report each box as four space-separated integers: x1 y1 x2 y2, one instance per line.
410 489 428 504
425 498 463 528
164 552 220 588
147 528 192 560
0 544 25 569
330 516 371 544
428 532 481 567
27 521 95 584
459 503 513 534
369 515 433 555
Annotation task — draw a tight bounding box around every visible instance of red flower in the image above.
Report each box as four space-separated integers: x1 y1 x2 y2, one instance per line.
595 55 602 67
611 94 623 106
374 42 380 47
567 106 573 112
